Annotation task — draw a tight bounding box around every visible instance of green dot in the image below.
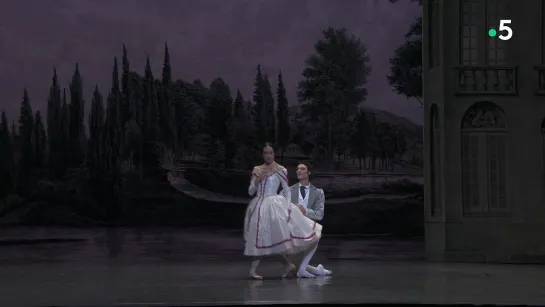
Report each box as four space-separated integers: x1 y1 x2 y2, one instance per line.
488 29 497 37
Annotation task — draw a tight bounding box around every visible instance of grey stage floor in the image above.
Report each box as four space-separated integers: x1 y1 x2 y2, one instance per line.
1 228 545 306
3 260 545 306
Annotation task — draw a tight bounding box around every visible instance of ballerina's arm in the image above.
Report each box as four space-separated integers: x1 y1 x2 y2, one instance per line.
278 167 291 203
248 168 258 196
248 177 257 196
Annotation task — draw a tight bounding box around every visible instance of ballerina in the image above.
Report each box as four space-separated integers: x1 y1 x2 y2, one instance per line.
244 143 322 279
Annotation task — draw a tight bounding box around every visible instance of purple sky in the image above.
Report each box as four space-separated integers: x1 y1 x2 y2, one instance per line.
0 0 421 123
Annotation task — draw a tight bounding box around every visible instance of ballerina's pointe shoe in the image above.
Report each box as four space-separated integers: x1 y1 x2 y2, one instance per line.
297 270 316 278
282 263 296 278
317 264 332 276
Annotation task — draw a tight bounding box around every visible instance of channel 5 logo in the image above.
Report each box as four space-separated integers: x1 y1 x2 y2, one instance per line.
488 20 513 41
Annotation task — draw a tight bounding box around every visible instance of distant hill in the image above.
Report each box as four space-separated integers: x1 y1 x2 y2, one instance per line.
288 104 423 161
365 106 423 162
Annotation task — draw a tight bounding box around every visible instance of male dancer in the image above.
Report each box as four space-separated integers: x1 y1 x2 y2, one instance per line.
289 162 332 277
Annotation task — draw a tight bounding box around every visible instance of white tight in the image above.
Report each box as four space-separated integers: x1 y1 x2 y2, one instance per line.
298 242 318 274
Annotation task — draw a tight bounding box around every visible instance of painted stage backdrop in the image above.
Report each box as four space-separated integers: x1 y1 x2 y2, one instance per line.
0 0 423 237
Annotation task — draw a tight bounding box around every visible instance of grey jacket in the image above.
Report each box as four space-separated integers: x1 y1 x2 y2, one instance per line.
290 183 325 221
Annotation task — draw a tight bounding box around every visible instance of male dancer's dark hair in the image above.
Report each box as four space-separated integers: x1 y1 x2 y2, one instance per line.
297 161 312 178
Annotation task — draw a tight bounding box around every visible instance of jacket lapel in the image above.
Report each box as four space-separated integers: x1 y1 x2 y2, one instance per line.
307 184 317 209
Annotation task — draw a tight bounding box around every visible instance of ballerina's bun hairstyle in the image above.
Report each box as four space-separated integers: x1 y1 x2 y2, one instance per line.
263 142 275 151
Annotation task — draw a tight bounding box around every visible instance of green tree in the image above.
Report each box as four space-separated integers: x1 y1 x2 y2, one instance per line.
88 86 105 170
10 121 17 143
69 64 86 167
233 90 247 150
160 43 177 151
33 111 47 170
366 113 379 171
297 28 371 165
143 57 159 143
59 89 70 176
276 71 290 163
104 57 122 171
376 122 395 170
181 80 208 156
234 89 246 121
125 71 144 172
232 90 256 167
252 65 267 144
102 58 125 221
391 126 407 163
207 78 234 168
121 44 131 124
171 80 197 156
17 89 35 194
349 110 367 170
262 74 275 143
387 17 422 105
46 69 62 178
0 111 15 197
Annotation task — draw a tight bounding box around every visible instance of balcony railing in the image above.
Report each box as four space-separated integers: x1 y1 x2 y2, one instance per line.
534 65 545 95
454 66 517 95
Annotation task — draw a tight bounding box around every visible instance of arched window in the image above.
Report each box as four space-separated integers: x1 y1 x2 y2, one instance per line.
461 102 508 214
430 104 441 217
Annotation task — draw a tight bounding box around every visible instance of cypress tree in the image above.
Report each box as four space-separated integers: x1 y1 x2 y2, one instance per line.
143 57 159 142
17 89 34 194
59 89 70 176
0 111 15 197
88 86 105 169
10 121 17 142
233 90 246 151
105 57 122 170
252 65 266 144
262 74 275 143
69 64 85 167
234 90 246 121
121 44 131 124
33 111 46 170
46 69 61 178
162 43 172 86
161 43 176 149
276 71 290 162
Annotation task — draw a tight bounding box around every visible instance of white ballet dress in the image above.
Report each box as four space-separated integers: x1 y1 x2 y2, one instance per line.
243 167 322 256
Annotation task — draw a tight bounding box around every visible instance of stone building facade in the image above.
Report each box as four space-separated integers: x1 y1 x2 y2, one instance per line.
423 0 545 262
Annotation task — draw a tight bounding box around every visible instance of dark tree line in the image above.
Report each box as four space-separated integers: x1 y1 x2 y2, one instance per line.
0 27 413 223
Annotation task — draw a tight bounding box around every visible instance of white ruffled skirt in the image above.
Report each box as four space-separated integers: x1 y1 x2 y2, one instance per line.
243 194 322 256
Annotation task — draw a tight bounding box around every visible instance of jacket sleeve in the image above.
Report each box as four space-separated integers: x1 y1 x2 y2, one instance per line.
306 189 325 221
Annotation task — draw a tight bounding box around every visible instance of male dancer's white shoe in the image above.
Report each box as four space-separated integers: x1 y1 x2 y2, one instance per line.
306 264 332 276
297 270 316 278
316 264 332 276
